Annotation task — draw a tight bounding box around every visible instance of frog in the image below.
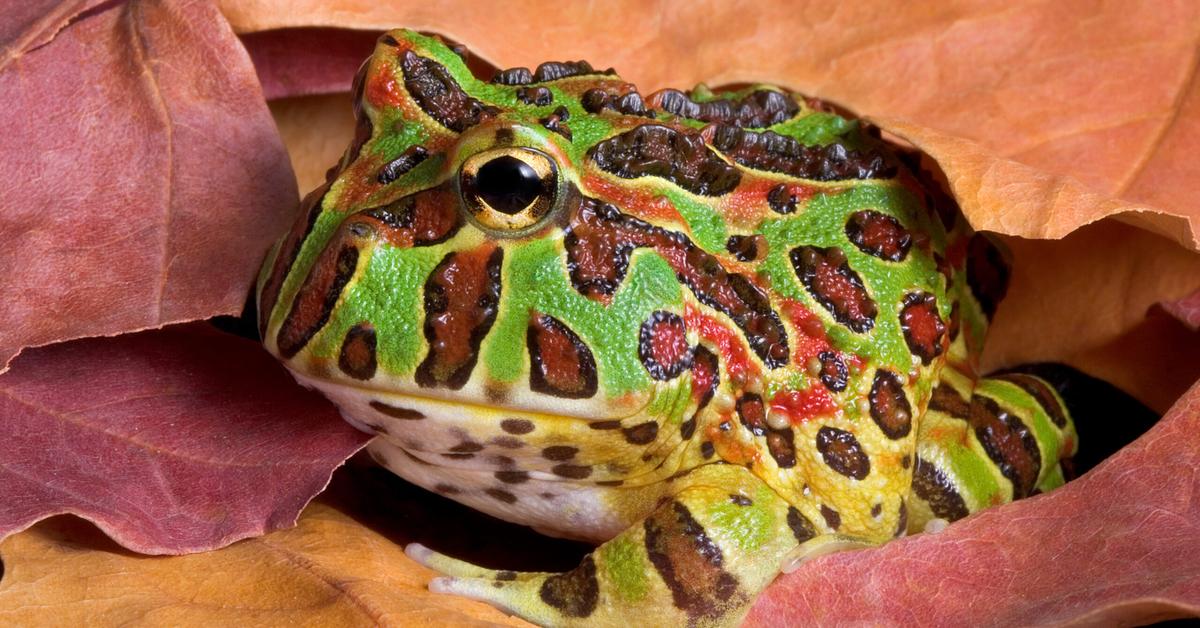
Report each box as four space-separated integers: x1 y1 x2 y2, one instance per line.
257 29 1078 627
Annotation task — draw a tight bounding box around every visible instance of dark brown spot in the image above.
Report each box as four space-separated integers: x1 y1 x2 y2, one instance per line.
491 436 524 449
495 570 517 581
680 418 697 440
895 499 909 537
533 60 607 82
416 246 503 390
730 494 753 506
815 426 870 480
817 351 848 392
766 427 797 468
869 369 913 439
338 322 377 380
767 184 798 214
900 291 947 365
709 124 896 181
588 420 621 430
845 210 912 262
994 373 1069 428
377 145 429 185
527 314 598 398
539 105 572 140
725 234 767 261
369 401 425 420
644 501 743 621
969 394 1042 499
361 184 464 248
277 242 359 359
648 88 799 127
491 67 533 85
501 418 535 435
966 232 1011 320
622 421 660 445
441 452 474 461
870 503 882 518
450 441 483 453
491 454 515 467
516 85 553 106
259 182 331 336
820 504 841 530
595 479 624 487
639 311 693 380
552 464 592 479
700 441 715 459
912 457 969 521
787 507 816 543
485 488 517 504
400 52 497 132
589 124 741 196
928 383 970 419
736 393 767 436
539 556 599 618
791 245 877 334
542 446 579 461
495 470 530 484
564 197 788 367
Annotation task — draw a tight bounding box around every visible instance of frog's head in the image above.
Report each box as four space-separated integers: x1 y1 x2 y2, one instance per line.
258 29 904 424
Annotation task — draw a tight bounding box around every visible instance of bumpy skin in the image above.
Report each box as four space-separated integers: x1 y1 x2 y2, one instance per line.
258 30 1078 627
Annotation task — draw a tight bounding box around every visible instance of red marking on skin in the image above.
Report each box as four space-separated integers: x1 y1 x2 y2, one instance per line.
944 234 969 271
685 302 757 385
770 387 838 425
845 354 866 372
650 318 690 371
366 64 406 110
706 416 759 466
690 350 717 404
781 298 833 364
581 173 686 224
726 178 820 224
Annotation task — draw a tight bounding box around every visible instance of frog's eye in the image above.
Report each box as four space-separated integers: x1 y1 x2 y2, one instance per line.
459 148 558 234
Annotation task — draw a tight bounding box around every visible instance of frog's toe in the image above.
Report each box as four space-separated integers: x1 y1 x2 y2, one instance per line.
404 542 513 580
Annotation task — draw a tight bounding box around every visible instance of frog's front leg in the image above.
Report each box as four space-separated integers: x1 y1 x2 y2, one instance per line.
408 464 820 627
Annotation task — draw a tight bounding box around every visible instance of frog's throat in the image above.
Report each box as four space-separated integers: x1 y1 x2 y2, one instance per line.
287 368 653 427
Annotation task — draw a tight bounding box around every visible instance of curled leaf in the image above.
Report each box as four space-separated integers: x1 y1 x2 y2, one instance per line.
0 324 370 554
0 0 297 372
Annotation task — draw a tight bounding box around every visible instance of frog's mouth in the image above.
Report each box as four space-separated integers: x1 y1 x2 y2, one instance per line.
287 368 654 426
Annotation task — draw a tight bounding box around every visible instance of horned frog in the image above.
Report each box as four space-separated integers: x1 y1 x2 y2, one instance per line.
258 30 1077 627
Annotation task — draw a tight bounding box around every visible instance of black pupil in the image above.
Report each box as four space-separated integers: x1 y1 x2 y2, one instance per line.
475 155 542 215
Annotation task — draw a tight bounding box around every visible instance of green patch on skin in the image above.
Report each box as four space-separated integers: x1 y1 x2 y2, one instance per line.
705 487 775 552
646 377 694 424
599 536 648 603
306 243 447 373
769 113 859 147
758 184 946 371
929 438 1004 512
483 245 682 398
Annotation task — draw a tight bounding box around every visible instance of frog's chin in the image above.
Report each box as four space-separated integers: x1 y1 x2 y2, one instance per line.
286 368 649 428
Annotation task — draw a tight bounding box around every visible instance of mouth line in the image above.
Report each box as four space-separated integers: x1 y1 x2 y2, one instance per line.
288 368 650 423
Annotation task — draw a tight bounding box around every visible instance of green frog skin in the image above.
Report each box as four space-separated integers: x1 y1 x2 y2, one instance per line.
257 30 1078 627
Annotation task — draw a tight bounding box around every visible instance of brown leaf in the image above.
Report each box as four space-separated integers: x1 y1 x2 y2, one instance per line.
0 324 370 554
0 502 526 627
745 379 1200 626
0 0 298 372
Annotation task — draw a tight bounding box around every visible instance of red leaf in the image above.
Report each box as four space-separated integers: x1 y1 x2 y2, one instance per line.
242 27 380 100
0 0 298 372
0 324 371 554
745 380 1200 626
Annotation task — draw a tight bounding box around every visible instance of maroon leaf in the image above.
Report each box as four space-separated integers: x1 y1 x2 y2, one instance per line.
745 380 1200 626
0 0 298 372
0 324 371 554
241 27 381 100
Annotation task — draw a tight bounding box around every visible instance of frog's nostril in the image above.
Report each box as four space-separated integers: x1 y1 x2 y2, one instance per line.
476 155 541 215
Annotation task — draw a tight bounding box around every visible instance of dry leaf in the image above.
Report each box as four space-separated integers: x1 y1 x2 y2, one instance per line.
0 501 526 627
0 0 297 372
0 324 370 554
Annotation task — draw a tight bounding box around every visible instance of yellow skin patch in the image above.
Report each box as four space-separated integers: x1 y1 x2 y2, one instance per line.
259 30 1078 627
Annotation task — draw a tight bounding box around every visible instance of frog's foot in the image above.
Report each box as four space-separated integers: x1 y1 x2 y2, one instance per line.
408 465 818 627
